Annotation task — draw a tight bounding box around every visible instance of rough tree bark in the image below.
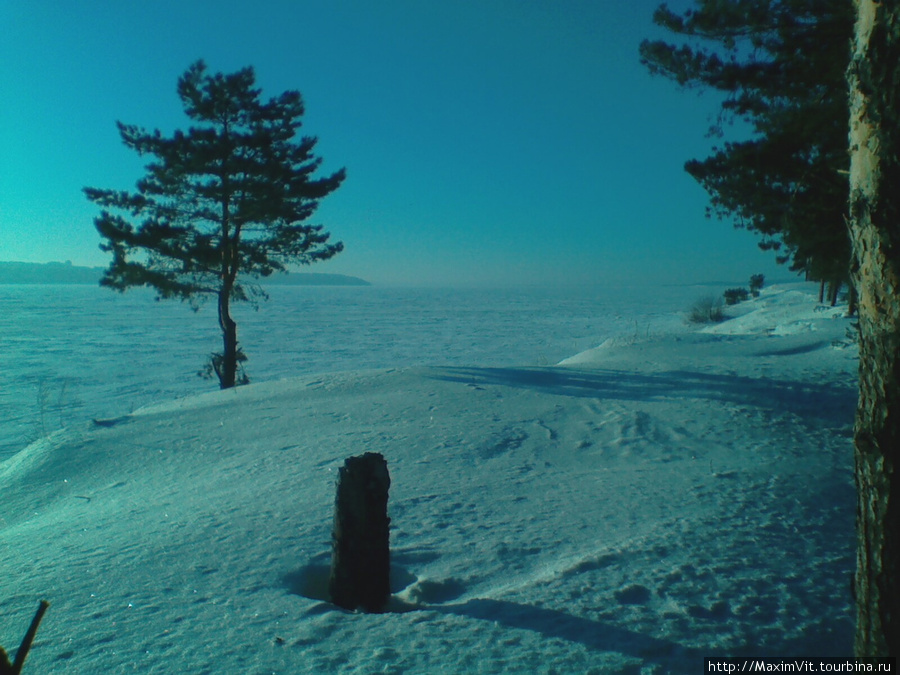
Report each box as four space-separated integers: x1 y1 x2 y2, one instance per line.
847 0 900 657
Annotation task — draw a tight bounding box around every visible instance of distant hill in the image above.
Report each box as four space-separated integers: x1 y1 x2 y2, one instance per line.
0 261 370 286
0 261 104 284
257 272 371 286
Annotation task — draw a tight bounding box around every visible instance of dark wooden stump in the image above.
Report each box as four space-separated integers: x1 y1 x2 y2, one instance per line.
328 452 391 612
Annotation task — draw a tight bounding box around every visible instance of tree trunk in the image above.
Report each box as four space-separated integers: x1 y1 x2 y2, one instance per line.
217 287 238 390
847 0 900 657
828 280 841 307
216 163 240 391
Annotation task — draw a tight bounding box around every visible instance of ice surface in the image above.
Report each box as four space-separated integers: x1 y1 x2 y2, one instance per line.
0 284 859 673
0 284 698 461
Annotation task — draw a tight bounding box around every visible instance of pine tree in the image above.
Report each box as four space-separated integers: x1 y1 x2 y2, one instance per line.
847 0 900 656
640 0 854 293
85 61 345 389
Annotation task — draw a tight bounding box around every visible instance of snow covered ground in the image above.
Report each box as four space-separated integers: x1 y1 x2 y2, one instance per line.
0 283 697 461
0 284 859 674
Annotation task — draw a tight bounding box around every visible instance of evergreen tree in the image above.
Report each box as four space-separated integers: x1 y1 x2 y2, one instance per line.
847 0 900 656
85 61 345 389
640 0 854 294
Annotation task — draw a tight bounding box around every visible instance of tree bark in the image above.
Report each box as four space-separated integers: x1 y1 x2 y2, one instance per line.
217 287 238 390
216 154 240 391
847 0 900 657
848 284 859 318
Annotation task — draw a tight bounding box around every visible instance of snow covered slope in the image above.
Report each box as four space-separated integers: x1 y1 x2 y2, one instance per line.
0 284 859 674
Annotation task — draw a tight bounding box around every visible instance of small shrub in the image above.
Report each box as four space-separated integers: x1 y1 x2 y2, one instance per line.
749 273 765 297
687 295 726 324
723 288 750 305
199 349 250 386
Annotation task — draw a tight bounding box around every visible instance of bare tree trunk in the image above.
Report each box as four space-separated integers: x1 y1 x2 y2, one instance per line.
828 280 841 307
847 0 900 657
215 163 241 391
217 287 238 390
848 284 858 318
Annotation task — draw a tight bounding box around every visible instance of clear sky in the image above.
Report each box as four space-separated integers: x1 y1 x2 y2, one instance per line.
1 0 794 288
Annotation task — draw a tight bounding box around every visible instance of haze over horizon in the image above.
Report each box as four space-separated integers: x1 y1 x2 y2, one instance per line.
1 1 792 288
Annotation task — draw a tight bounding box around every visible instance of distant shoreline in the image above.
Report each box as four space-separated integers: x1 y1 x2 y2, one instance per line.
0 261 370 286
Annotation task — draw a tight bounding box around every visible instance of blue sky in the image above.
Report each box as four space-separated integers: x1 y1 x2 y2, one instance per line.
1 1 793 287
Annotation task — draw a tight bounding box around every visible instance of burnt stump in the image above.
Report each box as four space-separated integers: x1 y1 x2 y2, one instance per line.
328 452 391 612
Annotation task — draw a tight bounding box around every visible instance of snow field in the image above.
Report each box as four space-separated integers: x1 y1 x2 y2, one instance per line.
0 285 859 673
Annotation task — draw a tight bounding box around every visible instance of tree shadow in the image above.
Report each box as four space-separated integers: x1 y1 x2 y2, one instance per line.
282 564 702 671
434 597 702 672
282 563 848 670
426 366 856 426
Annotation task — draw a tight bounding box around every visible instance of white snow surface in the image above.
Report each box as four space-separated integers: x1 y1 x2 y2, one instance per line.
1 284 859 674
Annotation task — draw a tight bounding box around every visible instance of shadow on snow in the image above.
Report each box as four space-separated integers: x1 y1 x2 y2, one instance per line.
426 366 856 427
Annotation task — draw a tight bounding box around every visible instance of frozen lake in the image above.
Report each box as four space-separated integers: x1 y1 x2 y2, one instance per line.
1 282 709 460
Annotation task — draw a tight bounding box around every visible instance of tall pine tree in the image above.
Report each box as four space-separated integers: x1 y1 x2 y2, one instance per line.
640 0 854 301
85 61 345 389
